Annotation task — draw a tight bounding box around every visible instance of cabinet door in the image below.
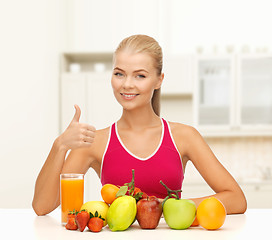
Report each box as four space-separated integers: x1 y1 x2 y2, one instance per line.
60 73 87 132
86 72 122 130
195 57 235 126
239 56 272 126
162 54 193 95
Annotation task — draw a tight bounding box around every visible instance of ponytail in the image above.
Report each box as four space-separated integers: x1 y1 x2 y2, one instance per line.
152 88 161 116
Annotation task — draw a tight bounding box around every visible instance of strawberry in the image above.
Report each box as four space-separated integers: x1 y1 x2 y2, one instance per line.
133 187 148 201
142 191 148 199
88 218 104 232
87 211 104 232
133 187 142 195
75 210 90 232
65 216 78 230
67 209 77 219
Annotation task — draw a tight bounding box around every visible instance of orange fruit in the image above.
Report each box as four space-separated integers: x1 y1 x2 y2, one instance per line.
190 216 199 227
196 197 226 230
101 184 120 204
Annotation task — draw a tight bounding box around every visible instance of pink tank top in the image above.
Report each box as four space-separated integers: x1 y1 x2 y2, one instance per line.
100 118 184 199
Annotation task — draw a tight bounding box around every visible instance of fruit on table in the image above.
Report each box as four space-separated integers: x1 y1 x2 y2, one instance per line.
80 201 109 226
160 180 196 230
197 197 226 230
115 169 148 202
75 210 90 232
163 198 196 230
107 195 137 231
65 212 78 230
88 217 104 232
67 210 77 220
101 184 120 204
87 211 105 232
133 187 148 200
190 215 199 227
136 196 162 229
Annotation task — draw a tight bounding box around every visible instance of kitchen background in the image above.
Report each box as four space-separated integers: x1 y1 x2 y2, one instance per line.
0 0 271 209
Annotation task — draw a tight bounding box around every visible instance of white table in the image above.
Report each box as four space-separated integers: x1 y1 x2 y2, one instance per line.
0 208 270 239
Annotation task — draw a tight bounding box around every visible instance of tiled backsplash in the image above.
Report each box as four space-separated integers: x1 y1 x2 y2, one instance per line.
184 137 272 183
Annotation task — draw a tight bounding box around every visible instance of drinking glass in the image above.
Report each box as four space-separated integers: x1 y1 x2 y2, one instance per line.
60 173 84 224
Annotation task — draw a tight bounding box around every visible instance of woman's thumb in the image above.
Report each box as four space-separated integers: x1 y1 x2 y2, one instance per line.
71 104 81 123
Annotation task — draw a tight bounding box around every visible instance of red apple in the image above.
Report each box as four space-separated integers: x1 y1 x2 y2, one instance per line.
136 196 163 229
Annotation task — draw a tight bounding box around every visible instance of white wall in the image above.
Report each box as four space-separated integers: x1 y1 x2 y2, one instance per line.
1 0 271 208
169 0 272 54
65 0 272 54
64 0 164 52
0 0 64 208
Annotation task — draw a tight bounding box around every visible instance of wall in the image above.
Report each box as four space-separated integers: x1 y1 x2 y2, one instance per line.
169 0 272 54
1 0 271 208
64 0 164 52
0 0 63 208
182 136 272 208
183 137 272 183
64 0 272 55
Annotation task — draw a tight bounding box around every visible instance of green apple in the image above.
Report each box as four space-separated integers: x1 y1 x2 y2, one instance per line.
163 198 196 230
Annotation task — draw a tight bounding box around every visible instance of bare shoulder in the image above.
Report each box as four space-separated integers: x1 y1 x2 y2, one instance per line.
94 126 111 143
168 121 200 139
168 121 204 157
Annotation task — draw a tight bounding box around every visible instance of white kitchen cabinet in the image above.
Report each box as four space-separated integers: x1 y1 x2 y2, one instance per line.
60 73 88 132
60 52 115 130
238 55 272 126
60 71 121 131
162 54 194 95
194 55 235 127
194 54 272 137
160 54 194 125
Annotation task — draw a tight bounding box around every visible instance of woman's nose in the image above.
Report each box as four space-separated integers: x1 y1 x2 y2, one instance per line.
123 76 134 89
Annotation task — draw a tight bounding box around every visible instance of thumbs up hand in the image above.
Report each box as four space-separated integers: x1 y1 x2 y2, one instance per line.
58 104 96 151
71 104 81 123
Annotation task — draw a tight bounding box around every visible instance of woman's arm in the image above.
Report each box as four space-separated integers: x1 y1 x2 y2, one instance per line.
174 124 247 214
32 140 94 216
32 139 67 216
32 105 96 216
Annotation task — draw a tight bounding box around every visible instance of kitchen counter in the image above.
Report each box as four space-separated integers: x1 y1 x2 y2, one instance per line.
1 208 270 239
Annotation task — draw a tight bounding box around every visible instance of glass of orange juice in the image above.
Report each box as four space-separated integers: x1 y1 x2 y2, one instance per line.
60 173 84 224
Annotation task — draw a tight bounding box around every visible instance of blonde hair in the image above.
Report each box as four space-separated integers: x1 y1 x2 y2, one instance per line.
114 34 163 116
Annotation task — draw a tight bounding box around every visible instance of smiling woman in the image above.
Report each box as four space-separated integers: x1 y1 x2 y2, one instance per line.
111 50 163 113
112 34 163 116
32 34 247 216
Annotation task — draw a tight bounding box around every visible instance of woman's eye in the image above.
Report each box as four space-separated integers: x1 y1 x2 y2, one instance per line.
137 74 146 79
114 72 123 77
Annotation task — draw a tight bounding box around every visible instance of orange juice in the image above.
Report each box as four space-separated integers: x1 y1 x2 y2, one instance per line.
60 174 84 224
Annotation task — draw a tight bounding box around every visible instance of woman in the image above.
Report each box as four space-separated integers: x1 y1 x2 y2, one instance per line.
32 35 247 216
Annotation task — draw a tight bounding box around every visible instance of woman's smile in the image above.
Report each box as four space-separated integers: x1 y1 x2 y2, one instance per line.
120 93 139 100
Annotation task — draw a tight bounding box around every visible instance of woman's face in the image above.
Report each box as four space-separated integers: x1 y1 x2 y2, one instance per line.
111 50 163 112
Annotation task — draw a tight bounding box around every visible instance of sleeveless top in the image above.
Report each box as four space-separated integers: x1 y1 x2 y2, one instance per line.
100 118 184 199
